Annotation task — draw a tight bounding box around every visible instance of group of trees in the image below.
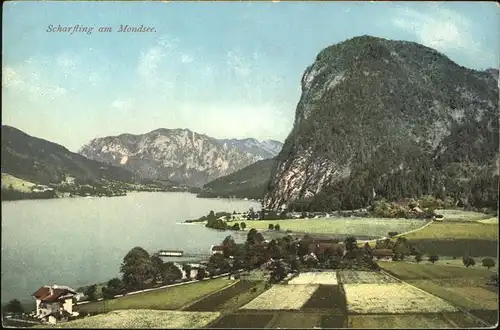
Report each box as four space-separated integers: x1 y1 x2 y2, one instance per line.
462 256 496 269
267 223 281 231
204 210 248 231
119 247 185 292
2 299 24 315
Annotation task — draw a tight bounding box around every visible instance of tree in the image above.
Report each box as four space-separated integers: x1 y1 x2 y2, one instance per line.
344 236 358 253
208 253 231 274
428 255 439 264
240 222 247 230
103 278 123 299
4 299 24 314
363 242 373 257
247 228 264 245
120 247 154 290
232 222 240 231
462 256 476 268
269 260 287 283
268 224 275 230
85 284 97 301
182 264 192 280
274 224 281 231
196 267 207 280
162 262 183 284
415 253 423 263
482 258 495 270
150 253 164 284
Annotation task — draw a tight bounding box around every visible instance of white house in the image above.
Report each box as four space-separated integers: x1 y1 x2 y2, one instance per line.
32 285 77 323
211 245 224 255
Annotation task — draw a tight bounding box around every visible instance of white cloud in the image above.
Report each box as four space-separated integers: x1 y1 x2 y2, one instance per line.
137 47 167 79
56 52 78 71
392 6 486 61
177 101 291 142
2 59 68 101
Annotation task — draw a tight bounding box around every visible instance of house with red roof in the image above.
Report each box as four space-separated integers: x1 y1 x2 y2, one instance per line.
32 285 77 324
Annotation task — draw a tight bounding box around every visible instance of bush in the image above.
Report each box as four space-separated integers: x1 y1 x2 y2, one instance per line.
274 224 280 231
462 256 476 268
268 224 274 230
388 231 399 237
428 255 439 264
482 258 495 269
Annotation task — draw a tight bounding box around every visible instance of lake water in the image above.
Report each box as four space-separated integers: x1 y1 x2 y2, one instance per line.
1 192 260 306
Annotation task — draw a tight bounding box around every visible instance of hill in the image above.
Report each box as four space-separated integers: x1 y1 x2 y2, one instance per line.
1 125 137 186
199 158 275 199
263 35 499 212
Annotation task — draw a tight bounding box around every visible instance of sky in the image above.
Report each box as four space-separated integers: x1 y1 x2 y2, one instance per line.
2 1 499 152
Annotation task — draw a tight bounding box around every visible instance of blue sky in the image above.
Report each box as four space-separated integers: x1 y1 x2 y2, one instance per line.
2 1 499 152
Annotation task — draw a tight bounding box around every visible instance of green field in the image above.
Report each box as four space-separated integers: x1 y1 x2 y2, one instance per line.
401 222 498 240
77 278 235 314
380 263 498 315
36 310 221 328
1 173 36 192
435 209 493 222
242 218 429 236
348 313 481 328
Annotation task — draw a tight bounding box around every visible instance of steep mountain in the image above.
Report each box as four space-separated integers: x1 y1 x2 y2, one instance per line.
264 35 499 211
199 158 275 199
1 125 137 185
79 129 283 187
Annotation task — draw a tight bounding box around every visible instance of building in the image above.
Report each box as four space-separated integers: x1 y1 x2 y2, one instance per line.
158 250 184 257
211 245 224 255
371 249 394 260
32 285 77 324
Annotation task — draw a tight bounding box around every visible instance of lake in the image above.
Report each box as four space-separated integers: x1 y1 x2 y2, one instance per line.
1 192 260 306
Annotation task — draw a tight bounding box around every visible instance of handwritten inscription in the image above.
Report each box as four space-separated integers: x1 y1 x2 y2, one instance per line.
46 24 156 35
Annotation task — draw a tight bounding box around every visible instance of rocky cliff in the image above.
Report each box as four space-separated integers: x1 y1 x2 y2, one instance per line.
264 35 499 211
79 129 283 187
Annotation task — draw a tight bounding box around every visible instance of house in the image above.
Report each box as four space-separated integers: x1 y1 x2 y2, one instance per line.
371 249 394 260
211 245 224 255
32 285 77 323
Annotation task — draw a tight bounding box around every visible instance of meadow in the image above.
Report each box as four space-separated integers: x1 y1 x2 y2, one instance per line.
435 209 493 222
401 222 498 240
36 310 221 328
379 262 498 323
76 278 235 314
243 218 429 237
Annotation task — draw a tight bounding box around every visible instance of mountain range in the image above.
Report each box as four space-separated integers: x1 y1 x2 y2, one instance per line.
79 129 283 187
2 35 498 211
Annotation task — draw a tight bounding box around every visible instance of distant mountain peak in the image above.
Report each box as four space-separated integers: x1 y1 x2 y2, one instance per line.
79 129 283 187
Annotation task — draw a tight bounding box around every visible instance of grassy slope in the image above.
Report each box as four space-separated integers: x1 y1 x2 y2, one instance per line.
77 278 235 314
1 173 37 192
201 158 274 199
